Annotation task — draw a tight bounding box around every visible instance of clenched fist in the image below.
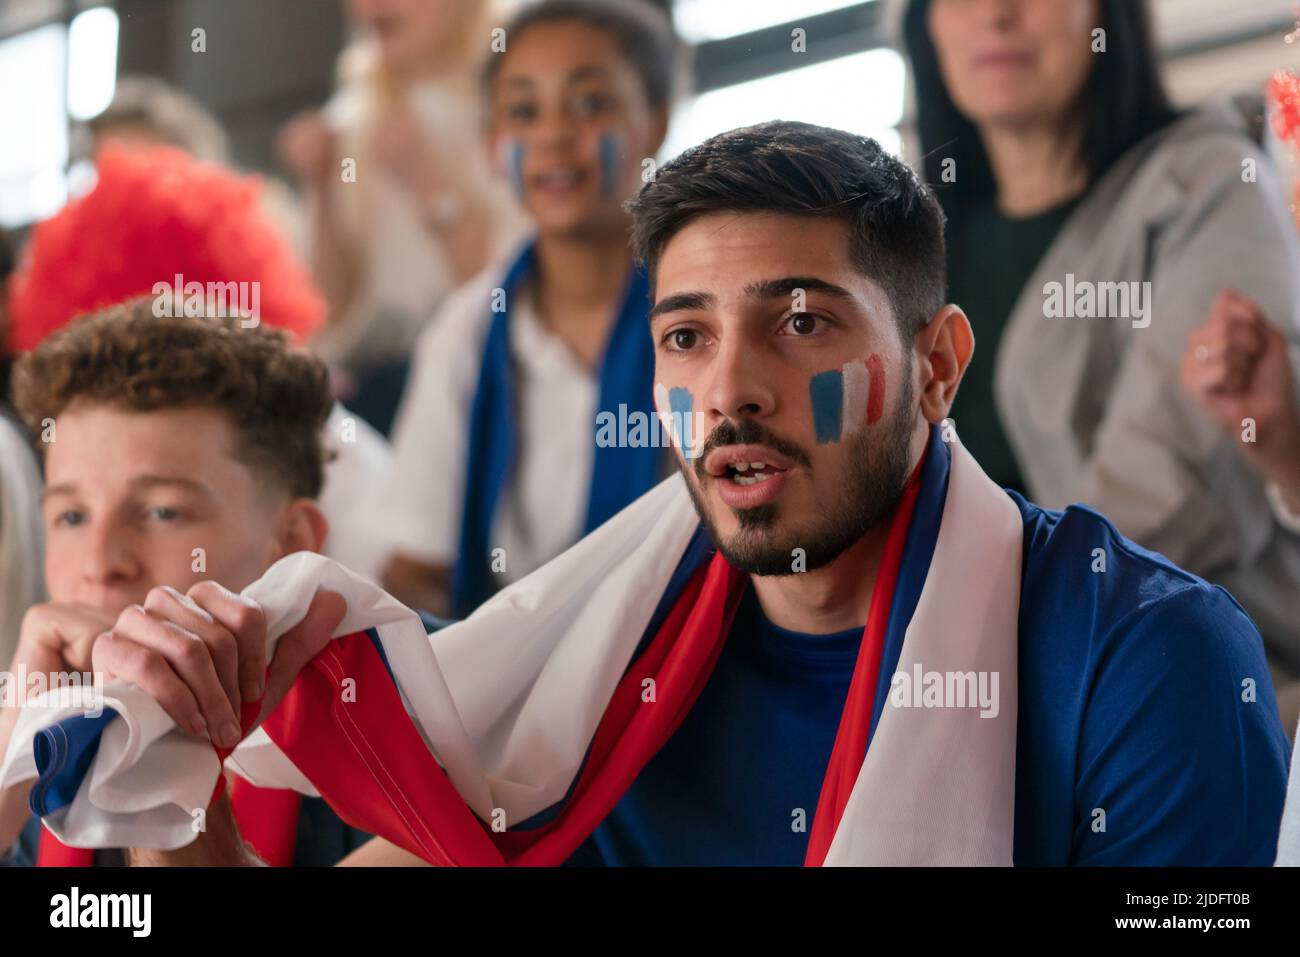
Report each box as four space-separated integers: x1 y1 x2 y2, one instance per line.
91 583 347 747
1181 288 1300 494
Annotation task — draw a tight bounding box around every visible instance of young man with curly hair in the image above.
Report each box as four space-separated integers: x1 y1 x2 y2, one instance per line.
0 299 348 866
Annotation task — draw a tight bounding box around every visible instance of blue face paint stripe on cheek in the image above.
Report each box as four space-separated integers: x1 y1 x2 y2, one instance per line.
508 140 526 200
668 387 693 456
598 132 619 198
810 369 844 444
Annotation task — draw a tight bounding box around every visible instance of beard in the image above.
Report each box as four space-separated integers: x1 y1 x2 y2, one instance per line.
679 370 915 577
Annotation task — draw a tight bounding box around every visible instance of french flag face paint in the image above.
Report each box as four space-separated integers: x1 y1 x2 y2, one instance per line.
498 138 526 200
597 131 621 199
655 382 700 459
810 354 885 444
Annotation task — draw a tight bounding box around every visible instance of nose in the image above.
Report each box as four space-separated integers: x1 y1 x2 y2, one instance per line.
81 518 141 589
978 0 1019 27
529 101 581 156
700 332 778 428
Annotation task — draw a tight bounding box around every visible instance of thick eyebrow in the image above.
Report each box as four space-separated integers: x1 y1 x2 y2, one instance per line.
41 475 212 505
648 277 859 324
743 276 858 303
648 291 715 324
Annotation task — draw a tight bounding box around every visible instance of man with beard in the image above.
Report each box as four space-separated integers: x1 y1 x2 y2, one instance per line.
16 121 1291 866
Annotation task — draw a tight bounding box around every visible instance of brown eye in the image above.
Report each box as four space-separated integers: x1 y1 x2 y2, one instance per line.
671 329 697 350
788 314 818 335
571 92 614 118
503 101 536 123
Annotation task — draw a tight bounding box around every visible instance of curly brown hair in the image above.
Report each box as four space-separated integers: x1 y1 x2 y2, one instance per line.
12 297 333 499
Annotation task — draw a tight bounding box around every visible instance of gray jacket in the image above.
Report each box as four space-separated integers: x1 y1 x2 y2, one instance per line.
992 94 1300 674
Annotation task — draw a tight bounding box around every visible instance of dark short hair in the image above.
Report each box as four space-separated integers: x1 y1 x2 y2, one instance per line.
628 120 948 340
481 0 683 109
13 297 333 499
903 0 1178 204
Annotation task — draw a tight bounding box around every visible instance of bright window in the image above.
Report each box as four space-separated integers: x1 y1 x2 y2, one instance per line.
0 23 68 227
673 0 874 43
67 5 119 122
0 6 118 227
664 47 906 161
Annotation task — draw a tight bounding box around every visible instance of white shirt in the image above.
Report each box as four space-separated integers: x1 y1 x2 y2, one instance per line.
375 266 596 588
317 403 393 585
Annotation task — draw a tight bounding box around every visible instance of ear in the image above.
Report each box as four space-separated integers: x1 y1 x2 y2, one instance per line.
912 304 974 424
273 498 330 559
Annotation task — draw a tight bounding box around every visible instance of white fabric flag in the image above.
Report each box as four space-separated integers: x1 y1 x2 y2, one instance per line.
1 439 1024 864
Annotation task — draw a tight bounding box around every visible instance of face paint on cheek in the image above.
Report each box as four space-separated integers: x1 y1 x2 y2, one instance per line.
498 138 526 201
810 354 886 444
597 131 620 198
656 382 697 459
809 369 843 444
864 354 885 426
654 382 670 434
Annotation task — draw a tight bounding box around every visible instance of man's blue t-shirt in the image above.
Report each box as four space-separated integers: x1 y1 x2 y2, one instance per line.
583 586 861 866
572 438 1291 866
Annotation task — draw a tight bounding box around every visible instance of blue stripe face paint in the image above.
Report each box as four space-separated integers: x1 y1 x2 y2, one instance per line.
810 369 844 444
598 132 620 199
501 138 526 201
668 386 694 457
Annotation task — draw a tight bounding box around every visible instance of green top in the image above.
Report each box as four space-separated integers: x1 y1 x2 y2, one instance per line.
944 195 1081 492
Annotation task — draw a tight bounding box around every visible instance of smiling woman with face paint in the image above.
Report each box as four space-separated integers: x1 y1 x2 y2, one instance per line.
375 0 682 618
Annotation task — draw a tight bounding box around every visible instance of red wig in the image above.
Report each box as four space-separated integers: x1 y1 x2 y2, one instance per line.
6 144 325 353
1270 71 1300 148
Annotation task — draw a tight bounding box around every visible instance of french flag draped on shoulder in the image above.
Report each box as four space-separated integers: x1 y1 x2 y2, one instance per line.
0 436 1025 865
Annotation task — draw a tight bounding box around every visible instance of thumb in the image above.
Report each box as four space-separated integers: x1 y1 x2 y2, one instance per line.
256 589 348 726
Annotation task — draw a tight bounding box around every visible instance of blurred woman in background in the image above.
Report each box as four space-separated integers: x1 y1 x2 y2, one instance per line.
278 0 526 433
902 0 1300 713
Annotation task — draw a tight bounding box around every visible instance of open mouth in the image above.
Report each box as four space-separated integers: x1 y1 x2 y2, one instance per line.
703 444 797 509
531 166 590 194
704 444 796 480
723 461 788 487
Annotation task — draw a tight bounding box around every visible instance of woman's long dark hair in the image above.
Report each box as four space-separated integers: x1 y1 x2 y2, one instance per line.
902 0 1180 207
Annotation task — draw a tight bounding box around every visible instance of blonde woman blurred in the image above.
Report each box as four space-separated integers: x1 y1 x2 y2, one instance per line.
278 0 526 430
